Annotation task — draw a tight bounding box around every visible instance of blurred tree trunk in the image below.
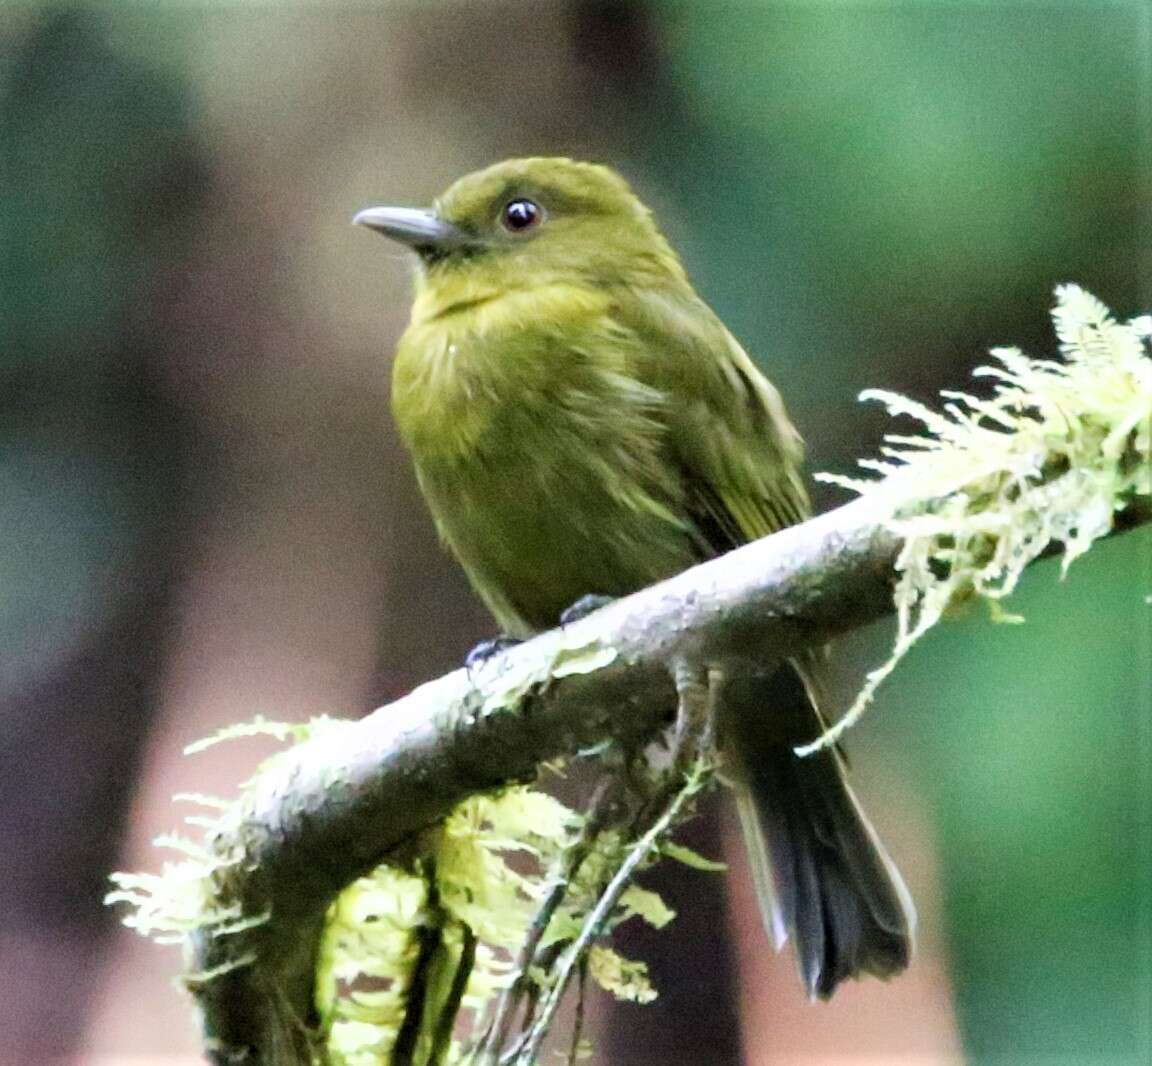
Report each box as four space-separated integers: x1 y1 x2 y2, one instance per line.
0 10 204 1061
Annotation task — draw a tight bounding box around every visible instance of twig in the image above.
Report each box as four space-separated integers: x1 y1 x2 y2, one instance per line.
475 775 621 1064
392 924 441 1066
509 668 720 1066
567 959 589 1066
429 922 476 1066
509 757 711 1066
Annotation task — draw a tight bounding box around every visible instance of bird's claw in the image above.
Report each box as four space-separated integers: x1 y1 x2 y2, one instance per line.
558 594 616 627
465 635 522 673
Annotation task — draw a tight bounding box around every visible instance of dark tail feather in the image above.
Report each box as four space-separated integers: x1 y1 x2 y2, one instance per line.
724 664 915 1000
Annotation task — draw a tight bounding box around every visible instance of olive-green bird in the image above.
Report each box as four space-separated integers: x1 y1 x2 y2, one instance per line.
355 157 914 999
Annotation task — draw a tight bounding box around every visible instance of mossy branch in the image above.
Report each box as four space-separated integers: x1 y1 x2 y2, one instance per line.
109 286 1151 1065
177 490 928 1064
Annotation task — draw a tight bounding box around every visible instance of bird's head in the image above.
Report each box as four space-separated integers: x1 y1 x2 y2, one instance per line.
355 157 686 316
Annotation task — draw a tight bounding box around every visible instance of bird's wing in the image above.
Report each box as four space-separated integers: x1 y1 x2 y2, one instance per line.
616 283 832 704
615 287 810 552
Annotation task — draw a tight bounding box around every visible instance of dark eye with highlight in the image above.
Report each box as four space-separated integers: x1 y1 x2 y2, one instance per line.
501 199 542 233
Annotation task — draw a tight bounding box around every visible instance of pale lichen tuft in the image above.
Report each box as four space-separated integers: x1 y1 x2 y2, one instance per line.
800 285 1151 755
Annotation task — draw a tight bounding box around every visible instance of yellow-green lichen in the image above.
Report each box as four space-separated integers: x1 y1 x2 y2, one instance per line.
320 784 682 1064
109 719 683 1066
800 285 1151 755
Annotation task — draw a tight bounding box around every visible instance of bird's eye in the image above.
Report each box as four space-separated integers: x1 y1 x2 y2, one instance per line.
501 199 542 233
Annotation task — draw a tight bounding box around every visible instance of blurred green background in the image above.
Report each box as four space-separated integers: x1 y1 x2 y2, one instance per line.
0 2 1148 1064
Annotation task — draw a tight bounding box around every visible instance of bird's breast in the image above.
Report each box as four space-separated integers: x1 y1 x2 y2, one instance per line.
411 416 697 635
390 307 699 633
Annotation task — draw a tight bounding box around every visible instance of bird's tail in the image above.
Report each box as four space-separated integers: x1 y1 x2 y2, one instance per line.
722 661 915 1000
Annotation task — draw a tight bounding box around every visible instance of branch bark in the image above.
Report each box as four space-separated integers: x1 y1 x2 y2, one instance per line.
188 492 1152 1064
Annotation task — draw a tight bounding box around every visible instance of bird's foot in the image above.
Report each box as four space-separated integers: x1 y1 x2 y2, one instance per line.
558 594 616 627
464 635 522 672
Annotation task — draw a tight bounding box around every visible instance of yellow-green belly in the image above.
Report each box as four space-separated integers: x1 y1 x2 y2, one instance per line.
414 423 700 637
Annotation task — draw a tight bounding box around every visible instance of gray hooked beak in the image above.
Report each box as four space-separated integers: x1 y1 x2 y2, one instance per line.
352 206 468 252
